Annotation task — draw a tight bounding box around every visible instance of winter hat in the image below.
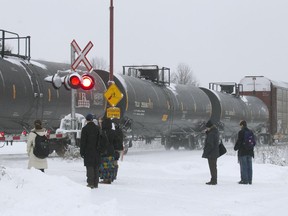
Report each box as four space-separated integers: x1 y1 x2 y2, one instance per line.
205 120 213 128
85 114 94 121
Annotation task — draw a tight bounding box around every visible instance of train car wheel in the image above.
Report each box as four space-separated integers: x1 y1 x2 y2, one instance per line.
185 136 195 150
164 137 172 150
164 144 171 150
173 143 180 150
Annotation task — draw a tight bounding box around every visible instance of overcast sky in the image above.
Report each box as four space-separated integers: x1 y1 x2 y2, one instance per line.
1 0 288 87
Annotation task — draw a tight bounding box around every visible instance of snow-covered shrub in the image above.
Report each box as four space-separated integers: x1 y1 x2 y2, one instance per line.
255 145 288 166
63 145 81 159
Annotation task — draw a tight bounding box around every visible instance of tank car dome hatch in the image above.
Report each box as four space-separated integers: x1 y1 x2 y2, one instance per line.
138 68 158 81
220 85 234 94
209 82 238 94
122 65 171 85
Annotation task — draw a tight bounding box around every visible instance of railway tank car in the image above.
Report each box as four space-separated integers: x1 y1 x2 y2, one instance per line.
0 57 106 134
0 28 106 135
200 83 269 143
96 65 212 150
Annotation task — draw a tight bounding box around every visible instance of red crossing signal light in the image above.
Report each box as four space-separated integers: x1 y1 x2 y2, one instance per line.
81 74 95 90
68 73 82 89
63 73 95 90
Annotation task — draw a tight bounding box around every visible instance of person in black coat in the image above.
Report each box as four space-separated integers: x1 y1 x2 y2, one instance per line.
100 117 115 157
112 123 124 179
80 114 100 189
98 117 116 184
202 120 220 185
234 120 254 185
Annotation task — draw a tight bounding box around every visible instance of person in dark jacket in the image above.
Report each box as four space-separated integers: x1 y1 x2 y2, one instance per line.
98 117 116 184
234 120 254 185
112 123 124 179
202 120 220 185
80 114 100 189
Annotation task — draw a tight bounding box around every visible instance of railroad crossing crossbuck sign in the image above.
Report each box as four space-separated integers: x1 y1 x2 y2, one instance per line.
104 83 123 107
71 40 93 71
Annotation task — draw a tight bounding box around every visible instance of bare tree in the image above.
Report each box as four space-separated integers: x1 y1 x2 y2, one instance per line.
90 57 108 70
171 63 199 86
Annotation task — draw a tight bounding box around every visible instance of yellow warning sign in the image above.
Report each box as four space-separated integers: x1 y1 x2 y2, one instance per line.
106 107 121 119
104 84 123 106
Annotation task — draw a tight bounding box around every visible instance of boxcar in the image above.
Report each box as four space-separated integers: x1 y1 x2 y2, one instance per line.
240 76 288 143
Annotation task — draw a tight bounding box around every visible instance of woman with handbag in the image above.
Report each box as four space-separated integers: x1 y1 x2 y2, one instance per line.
202 120 220 185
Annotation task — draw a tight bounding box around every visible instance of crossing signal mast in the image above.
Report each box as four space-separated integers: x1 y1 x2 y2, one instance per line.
45 40 95 91
44 40 95 146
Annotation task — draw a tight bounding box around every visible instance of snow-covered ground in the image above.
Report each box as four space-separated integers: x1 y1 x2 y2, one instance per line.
1 142 288 216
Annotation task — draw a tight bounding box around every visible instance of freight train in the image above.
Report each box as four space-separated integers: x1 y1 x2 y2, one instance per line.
97 66 271 150
1 30 287 154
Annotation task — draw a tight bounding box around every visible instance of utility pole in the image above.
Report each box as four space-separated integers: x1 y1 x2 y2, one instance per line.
109 0 114 85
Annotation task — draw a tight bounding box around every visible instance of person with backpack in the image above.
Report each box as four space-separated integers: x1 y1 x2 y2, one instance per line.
80 114 101 189
202 120 220 185
234 120 255 185
26 119 48 172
